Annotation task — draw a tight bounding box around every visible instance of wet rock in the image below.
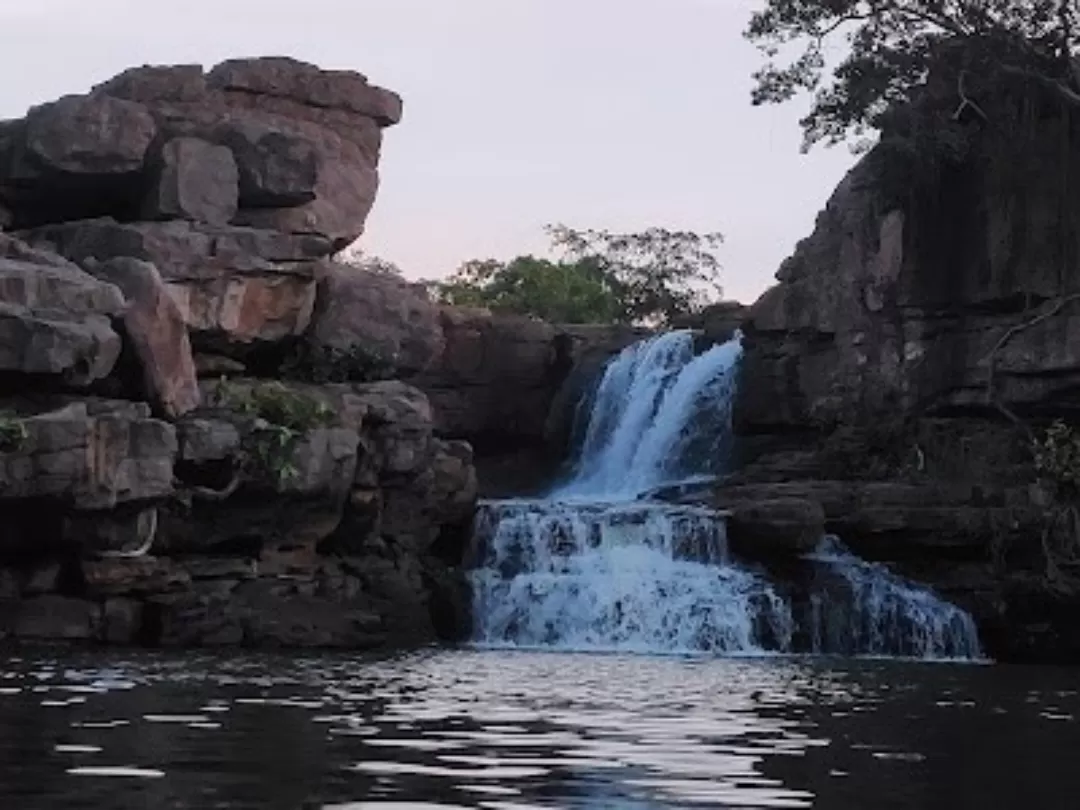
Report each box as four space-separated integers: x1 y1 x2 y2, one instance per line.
102 598 144 644
14 595 100 640
82 556 190 597
720 497 826 560
143 136 239 225
85 256 199 418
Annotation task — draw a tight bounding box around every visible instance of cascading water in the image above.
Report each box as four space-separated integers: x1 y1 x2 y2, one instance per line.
471 499 792 654
558 331 740 499
469 330 984 661
805 537 982 660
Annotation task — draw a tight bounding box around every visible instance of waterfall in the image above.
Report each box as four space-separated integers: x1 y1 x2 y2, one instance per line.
805 537 982 660
557 330 740 499
470 330 984 661
471 499 792 654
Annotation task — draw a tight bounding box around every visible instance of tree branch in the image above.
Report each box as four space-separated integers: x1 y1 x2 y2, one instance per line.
984 293 1080 433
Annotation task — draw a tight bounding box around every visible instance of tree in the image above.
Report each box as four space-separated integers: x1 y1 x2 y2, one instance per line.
548 225 723 325
745 1 1080 151
427 226 723 326
432 255 624 324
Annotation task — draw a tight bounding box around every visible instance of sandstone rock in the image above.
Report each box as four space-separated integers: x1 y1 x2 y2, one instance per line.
0 401 175 510
62 506 162 557
143 137 239 226
216 119 318 207
26 219 325 350
413 308 557 443
308 263 444 377
19 94 156 177
207 56 402 125
720 497 826 560
94 64 208 103
14 595 100 640
82 556 190 597
0 254 123 385
86 256 200 418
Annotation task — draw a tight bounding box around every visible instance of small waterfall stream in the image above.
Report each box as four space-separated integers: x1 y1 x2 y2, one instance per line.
469 330 983 660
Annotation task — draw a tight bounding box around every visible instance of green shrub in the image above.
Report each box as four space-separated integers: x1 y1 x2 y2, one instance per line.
216 381 335 485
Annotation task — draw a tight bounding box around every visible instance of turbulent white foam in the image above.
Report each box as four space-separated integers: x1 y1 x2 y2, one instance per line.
805 537 983 661
470 331 984 662
470 500 792 654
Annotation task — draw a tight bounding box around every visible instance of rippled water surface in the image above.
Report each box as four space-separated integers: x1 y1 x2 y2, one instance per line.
0 648 1078 809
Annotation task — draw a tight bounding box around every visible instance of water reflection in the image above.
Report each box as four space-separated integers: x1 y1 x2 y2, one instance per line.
0 648 1077 808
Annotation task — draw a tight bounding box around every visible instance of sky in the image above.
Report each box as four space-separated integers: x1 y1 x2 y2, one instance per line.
0 0 857 304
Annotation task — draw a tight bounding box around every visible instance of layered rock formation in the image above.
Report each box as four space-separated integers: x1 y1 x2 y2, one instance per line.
727 81 1080 662
0 58 477 649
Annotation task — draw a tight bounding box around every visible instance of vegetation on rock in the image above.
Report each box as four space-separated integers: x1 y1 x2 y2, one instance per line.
280 341 395 385
746 0 1080 150
429 225 723 326
0 410 27 453
215 380 335 485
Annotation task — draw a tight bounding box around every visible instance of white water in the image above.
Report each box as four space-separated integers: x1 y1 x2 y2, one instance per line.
558 330 740 499
470 330 983 660
471 499 792 654
806 537 983 660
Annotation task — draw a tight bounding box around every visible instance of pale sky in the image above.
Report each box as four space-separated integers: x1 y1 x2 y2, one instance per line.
0 0 856 303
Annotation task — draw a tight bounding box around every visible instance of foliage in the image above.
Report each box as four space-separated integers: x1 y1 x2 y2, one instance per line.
216 381 335 485
334 246 404 277
0 410 27 453
428 225 723 326
745 0 1080 150
1033 419 1080 500
280 341 395 385
433 255 625 324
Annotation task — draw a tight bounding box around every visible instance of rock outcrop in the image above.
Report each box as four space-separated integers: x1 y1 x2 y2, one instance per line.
0 58 476 651
730 81 1080 663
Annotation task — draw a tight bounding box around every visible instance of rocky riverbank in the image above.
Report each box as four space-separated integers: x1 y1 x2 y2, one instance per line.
0 57 640 650
719 79 1080 664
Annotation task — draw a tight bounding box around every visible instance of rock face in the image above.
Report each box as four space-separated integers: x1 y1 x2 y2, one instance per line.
731 83 1080 663
0 57 479 652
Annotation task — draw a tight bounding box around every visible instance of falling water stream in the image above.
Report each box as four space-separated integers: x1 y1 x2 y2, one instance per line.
470 330 983 660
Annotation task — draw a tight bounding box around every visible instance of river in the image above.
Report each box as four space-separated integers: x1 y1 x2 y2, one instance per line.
1 647 1078 809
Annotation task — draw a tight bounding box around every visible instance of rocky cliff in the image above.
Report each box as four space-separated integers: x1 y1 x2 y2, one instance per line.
0 58 478 649
728 81 1080 662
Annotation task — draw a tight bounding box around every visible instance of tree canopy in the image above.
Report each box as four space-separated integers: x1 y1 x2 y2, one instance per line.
746 0 1080 151
427 226 723 326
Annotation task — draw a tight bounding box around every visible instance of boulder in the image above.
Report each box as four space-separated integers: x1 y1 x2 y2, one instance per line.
0 400 175 510
25 219 326 350
207 56 403 125
309 264 445 377
85 256 200 418
143 137 239 225
0 251 124 385
215 118 318 207
18 94 156 177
